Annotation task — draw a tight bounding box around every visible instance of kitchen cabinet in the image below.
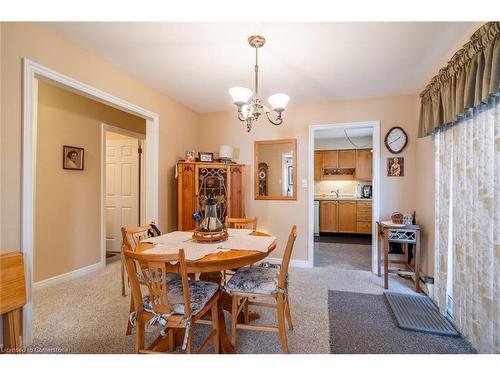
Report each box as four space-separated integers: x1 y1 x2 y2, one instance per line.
314 151 323 181
320 150 355 180
177 162 246 230
314 148 372 181
319 201 338 232
338 201 357 232
356 200 372 234
338 150 356 169
322 151 338 168
355 149 372 181
318 199 372 234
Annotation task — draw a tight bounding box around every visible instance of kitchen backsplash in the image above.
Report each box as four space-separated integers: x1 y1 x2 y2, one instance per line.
315 180 358 196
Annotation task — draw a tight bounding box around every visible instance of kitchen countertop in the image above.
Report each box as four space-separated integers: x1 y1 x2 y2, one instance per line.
314 196 372 201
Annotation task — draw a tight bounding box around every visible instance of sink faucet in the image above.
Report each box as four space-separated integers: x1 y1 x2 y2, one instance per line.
330 189 340 198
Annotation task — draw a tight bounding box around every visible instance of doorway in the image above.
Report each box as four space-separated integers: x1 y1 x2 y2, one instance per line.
308 121 380 273
22 59 160 346
102 125 146 263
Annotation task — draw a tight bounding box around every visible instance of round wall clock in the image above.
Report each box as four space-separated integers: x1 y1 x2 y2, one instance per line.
384 126 408 154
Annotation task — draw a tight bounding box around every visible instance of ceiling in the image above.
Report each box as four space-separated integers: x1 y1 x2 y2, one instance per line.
315 127 373 139
44 22 478 113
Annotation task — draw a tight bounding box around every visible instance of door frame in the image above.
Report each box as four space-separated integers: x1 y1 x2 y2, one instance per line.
101 124 146 264
307 120 381 272
22 59 160 346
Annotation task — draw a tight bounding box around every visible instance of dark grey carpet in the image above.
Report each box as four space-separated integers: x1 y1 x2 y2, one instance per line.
328 290 476 354
384 292 459 336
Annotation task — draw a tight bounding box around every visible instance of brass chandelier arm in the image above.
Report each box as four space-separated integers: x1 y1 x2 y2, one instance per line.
265 108 283 126
237 111 247 122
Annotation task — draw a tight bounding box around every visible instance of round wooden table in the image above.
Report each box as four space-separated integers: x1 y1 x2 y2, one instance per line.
138 231 276 353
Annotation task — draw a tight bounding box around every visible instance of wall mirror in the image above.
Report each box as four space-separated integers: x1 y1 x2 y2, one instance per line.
254 139 297 200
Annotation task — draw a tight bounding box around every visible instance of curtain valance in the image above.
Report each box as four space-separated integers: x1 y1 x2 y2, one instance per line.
418 22 500 137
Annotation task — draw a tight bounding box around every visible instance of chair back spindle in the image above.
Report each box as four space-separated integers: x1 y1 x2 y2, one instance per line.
278 225 297 289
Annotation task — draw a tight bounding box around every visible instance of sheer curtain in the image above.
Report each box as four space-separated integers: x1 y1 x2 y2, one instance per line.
435 96 500 353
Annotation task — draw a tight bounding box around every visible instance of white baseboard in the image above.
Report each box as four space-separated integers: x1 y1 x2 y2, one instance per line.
265 257 312 268
33 261 104 291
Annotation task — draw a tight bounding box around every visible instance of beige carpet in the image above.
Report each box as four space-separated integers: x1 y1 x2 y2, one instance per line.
31 242 416 353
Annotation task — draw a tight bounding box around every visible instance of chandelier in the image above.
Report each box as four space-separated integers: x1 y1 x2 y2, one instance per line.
229 35 290 132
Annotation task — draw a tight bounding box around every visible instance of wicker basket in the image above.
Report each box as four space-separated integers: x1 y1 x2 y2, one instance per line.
391 212 404 224
192 228 229 243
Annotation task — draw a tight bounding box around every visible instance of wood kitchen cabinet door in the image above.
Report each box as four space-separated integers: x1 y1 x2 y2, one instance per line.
314 151 323 181
322 151 338 168
338 200 357 233
356 149 373 181
338 150 356 169
320 201 338 232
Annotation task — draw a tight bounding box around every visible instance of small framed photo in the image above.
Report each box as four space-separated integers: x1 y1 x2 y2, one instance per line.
387 157 404 177
198 152 214 162
185 150 196 163
63 145 84 170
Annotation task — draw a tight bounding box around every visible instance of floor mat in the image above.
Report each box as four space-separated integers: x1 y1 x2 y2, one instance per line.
328 290 475 353
384 292 459 336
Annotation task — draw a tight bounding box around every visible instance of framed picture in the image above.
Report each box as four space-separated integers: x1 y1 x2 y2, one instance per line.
198 152 214 162
387 157 404 177
63 145 84 170
185 150 196 163
287 165 294 185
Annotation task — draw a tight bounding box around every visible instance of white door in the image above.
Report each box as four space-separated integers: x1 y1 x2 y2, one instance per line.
105 138 140 252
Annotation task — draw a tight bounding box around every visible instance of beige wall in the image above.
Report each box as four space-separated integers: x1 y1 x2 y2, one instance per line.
0 22 200 253
415 136 436 277
199 95 424 269
34 80 145 282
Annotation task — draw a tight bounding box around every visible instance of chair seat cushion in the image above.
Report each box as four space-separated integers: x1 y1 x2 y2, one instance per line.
225 267 280 294
143 279 219 317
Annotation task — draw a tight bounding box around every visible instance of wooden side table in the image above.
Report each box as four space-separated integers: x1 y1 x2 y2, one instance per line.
0 252 27 353
377 221 421 293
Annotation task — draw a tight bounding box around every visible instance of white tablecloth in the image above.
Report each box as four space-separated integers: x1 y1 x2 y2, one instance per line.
141 230 276 261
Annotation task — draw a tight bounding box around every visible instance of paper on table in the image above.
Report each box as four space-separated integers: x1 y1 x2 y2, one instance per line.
219 235 276 252
141 231 193 244
227 228 253 237
144 240 222 261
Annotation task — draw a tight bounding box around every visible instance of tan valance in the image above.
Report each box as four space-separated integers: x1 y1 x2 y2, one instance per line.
418 22 500 137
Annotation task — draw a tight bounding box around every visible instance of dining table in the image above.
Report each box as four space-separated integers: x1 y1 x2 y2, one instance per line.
135 229 277 354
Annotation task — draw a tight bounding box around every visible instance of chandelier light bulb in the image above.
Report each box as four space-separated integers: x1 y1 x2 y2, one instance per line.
229 87 252 106
268 93 290 112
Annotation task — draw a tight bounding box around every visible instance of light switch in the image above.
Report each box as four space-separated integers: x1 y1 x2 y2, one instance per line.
301 179 308 188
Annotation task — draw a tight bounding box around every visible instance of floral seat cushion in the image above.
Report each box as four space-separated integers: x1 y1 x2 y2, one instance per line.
225 267 280 294
143 279 219 316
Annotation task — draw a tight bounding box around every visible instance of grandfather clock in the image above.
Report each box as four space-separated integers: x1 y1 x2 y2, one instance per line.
258 162 268 196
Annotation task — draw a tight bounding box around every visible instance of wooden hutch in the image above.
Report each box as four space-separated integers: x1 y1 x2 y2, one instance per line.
177 161 246 231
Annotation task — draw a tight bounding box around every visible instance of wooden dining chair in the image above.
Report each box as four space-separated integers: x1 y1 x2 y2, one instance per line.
225 225 297 353
123 249 220 354
225 217 258 231
121 223 161 297
223 217 259 283
121 223 177 336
